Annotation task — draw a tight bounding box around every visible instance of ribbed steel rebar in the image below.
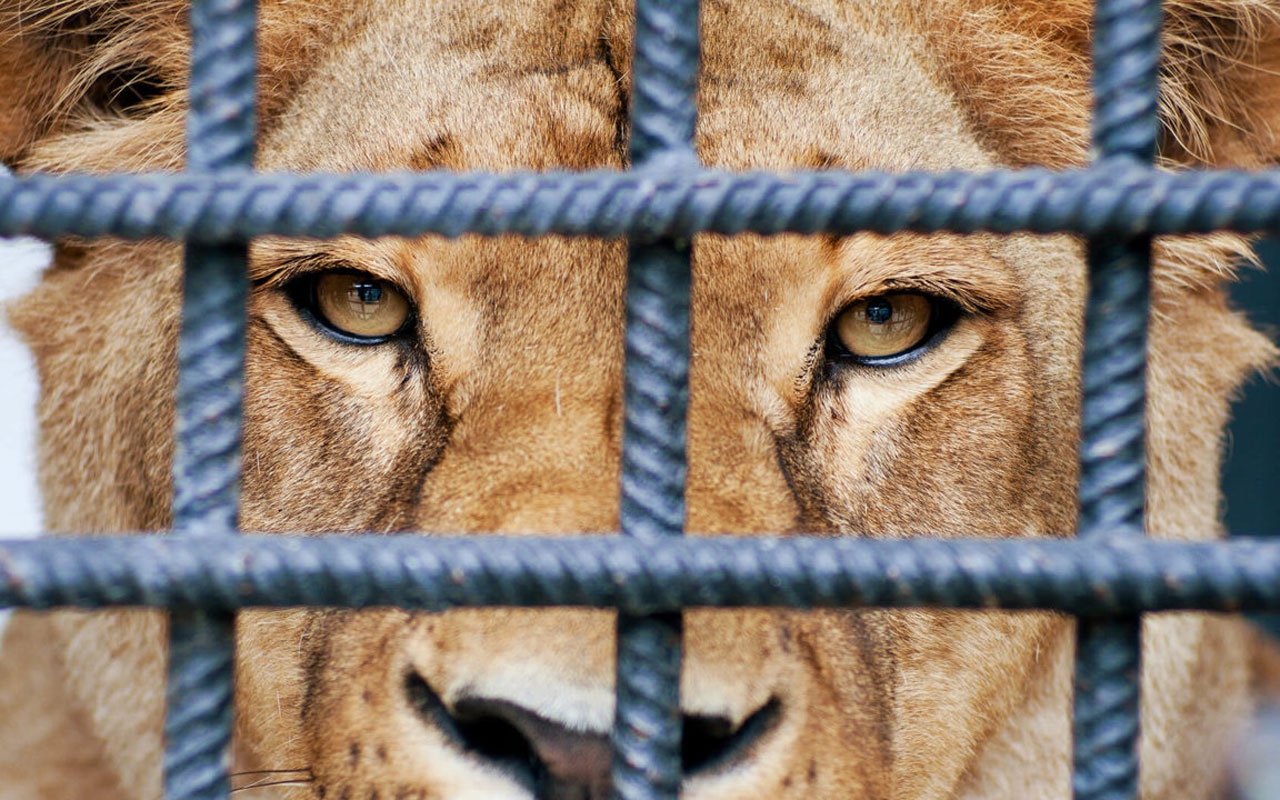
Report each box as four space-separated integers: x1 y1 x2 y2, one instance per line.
630 0 700 162
165 0 256 796
1073 0 1163 798
2 536 1280 613
1074 240 1148 800
616 242 689 800
615 1 701 798
1090 0 1161 164
4 167 1280 241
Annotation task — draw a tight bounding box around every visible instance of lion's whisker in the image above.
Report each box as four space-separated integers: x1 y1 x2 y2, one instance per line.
230 777 316 793
230 768 315 792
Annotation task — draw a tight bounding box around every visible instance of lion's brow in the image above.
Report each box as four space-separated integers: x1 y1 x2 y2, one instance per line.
824 234 1022 315
248 240 409 289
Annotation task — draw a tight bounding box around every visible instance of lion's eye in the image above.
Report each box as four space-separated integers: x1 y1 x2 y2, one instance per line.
309 272 411 341
831 293 936 361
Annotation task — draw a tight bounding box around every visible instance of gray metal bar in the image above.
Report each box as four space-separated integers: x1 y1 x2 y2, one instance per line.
5 167 1280 241
615 0 701 798
5 535 1280 614
165 0 256 795
1073 0 1163 797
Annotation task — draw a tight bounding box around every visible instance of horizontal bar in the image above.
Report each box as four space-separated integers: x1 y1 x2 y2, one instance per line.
2 166 1279 241
2 535 1279 614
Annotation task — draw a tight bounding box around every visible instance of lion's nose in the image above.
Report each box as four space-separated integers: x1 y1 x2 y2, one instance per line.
406 672 781 798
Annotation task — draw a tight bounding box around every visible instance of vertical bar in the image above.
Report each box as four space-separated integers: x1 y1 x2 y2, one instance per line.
164 0 256 796
1073 1 1161 799
613 1 700 799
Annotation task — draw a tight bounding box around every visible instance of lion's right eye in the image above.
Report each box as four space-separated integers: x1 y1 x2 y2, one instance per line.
299 272 412 342
824 292 959 369
834 294 933 359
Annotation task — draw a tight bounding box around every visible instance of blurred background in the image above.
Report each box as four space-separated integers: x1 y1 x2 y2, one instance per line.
0 235 47 539
1222 236 1280 538
1221 237 1280 640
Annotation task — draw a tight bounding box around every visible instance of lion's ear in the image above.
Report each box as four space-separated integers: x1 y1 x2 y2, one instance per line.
1160 0 1280 168
0 0 186 168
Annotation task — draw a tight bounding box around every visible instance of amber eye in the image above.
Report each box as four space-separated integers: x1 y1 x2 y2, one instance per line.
832 293 935 361
311 272 411 340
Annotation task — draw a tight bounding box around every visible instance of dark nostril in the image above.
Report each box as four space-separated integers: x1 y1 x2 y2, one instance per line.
451 695 616 794
682 697 782 777
406 672 612 799
452 700 542 774
405 673 539 780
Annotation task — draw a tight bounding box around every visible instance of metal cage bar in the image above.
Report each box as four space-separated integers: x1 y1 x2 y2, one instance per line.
614 1 702 798
4 167 1280 241
164 0 256 796
5 535 1280 614
1072 0 1163 797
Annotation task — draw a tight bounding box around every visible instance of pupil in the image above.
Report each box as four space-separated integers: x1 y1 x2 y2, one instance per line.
355 283 382 304
866 299 892 324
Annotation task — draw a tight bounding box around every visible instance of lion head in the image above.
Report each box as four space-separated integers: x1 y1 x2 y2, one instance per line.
1 1 1279 799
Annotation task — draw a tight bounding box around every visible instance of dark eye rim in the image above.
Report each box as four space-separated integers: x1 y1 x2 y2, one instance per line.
283 269 417 346
823 292 962 368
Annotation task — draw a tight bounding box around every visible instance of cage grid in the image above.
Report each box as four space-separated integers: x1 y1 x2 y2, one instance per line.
2 0 1280 798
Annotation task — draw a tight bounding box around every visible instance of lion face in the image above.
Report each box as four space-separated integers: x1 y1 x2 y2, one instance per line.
2 1 1279 799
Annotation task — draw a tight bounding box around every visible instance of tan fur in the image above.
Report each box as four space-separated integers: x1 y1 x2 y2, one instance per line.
1 1 1278 798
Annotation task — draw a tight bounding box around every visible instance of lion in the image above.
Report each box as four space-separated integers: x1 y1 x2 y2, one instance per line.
1 0 1279 798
